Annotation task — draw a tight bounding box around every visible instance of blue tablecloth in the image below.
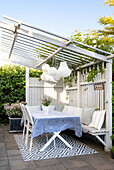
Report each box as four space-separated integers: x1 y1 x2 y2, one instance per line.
30 111 82 139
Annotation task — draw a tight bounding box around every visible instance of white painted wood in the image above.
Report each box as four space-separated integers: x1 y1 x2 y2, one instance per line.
105 59 112 151
40 131 72 152
36 40 72 68
26 67 29 105
80 79 106 86
102 62 105 80
65 87 78 91
77 71 81 107
26 60 111 152
107 54 114 59
29 78 64 106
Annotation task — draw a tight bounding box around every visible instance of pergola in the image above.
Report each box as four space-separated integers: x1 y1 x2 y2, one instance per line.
0 15 113 151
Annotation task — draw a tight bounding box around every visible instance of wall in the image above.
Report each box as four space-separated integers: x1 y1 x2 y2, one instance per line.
28 78 65 106
66 64 106 110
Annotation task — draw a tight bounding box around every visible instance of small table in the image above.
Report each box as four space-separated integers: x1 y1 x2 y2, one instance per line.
30 110 82 152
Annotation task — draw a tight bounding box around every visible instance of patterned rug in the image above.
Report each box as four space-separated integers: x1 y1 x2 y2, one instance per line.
14 133 98 161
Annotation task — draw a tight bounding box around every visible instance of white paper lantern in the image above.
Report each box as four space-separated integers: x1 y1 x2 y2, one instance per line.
53 74 60 81
41 72 47 81
42 64 50 73
57 62 71 78
48 67 57 76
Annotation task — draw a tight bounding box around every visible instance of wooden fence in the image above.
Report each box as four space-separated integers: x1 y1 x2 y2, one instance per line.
27 64 106 111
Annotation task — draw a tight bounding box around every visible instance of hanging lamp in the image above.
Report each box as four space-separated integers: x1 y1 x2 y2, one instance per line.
57 61 71 78
48 67 57 76
42 63 50 73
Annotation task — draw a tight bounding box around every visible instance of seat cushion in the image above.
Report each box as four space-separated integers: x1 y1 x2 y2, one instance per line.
62 105 75 114
28 106 41 112
81 108 95 125
72 107 83 119
55 105 65 112
89 110 105 130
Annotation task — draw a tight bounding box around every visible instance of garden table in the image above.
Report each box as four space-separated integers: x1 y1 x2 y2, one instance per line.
30 110 82 151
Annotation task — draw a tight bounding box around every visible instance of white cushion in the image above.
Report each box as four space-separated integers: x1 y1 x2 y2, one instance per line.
62 105 75 114
89 110 105 130
28 106 41 112
72 107 83 119
81 108 95 125
48 105 55 112
55 105 65 112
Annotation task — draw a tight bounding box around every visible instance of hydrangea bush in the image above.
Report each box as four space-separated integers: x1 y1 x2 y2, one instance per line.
4 100 26 118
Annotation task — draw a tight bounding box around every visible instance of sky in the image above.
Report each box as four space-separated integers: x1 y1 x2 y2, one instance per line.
0 0 113 38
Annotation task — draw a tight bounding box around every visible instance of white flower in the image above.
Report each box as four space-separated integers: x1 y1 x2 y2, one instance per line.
92 40 96 44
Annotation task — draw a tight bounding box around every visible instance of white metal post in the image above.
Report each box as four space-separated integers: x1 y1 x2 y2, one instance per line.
77 71 81 107
105 59 112 151
26 67 29 105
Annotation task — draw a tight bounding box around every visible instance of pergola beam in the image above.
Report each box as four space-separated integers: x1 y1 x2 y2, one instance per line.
107 54 114 60
3 15 111 55
18 28 108 62
36 40 72 68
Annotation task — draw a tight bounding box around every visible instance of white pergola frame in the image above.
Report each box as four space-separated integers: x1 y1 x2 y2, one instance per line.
0 15 113 151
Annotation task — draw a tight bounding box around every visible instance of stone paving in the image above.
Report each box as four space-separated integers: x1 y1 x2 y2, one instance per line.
0 125 114 170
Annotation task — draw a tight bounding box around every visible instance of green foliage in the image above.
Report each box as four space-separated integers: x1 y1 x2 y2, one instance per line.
41 96 52 106
0 65 42 124
110 146 114 152
85 64 104 82
105 0 114 6
62 71 77 88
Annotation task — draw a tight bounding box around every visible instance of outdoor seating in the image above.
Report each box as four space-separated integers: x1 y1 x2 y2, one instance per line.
24 105 35 151
62 105 108 146
20 103 28 140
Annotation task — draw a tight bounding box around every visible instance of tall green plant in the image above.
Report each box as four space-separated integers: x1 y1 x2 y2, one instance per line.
0 65 42 124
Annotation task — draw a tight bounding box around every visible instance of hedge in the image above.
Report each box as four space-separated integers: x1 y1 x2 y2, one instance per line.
0 65 42 124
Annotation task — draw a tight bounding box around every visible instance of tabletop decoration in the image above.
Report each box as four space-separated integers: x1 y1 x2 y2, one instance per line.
41 96 52 114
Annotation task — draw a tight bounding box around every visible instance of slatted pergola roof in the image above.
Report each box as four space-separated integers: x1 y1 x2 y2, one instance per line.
0 15 113 70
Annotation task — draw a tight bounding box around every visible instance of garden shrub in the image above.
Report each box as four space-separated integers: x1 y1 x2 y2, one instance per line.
0 65 42 124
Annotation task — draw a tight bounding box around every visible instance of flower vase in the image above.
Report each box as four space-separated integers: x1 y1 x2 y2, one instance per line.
42 105 49 114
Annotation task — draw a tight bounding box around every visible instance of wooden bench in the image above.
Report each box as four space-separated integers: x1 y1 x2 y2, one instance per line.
82 124 108 146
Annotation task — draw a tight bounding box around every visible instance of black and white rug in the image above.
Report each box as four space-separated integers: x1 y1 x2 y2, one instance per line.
14 133 98 161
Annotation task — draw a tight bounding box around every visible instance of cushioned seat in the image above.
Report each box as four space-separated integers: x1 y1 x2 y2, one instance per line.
82 124 108 134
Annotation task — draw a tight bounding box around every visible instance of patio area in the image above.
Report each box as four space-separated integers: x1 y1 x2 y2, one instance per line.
0 125 114 170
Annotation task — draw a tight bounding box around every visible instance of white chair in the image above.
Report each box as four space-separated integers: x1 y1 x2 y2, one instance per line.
25 105 49 151
20 103 28 140
24 105 34 151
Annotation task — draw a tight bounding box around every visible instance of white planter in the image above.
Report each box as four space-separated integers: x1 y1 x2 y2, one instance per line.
42 105 49 114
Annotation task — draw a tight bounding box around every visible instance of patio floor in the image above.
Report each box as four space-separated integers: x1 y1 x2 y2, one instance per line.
0 125 114 170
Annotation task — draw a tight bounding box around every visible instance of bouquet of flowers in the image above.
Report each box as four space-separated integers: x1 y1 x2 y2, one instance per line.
4 100 27 118
42 96 52 106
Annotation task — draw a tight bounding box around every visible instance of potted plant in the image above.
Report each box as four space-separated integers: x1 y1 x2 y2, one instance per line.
110 146 114 159
41 96 52 114
4 100 26 132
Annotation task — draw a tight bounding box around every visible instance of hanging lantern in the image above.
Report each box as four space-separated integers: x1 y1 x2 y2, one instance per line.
57 62 71 78
53 73 60 81
48 67 57 76
42 64 50 73
41 72 47 81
